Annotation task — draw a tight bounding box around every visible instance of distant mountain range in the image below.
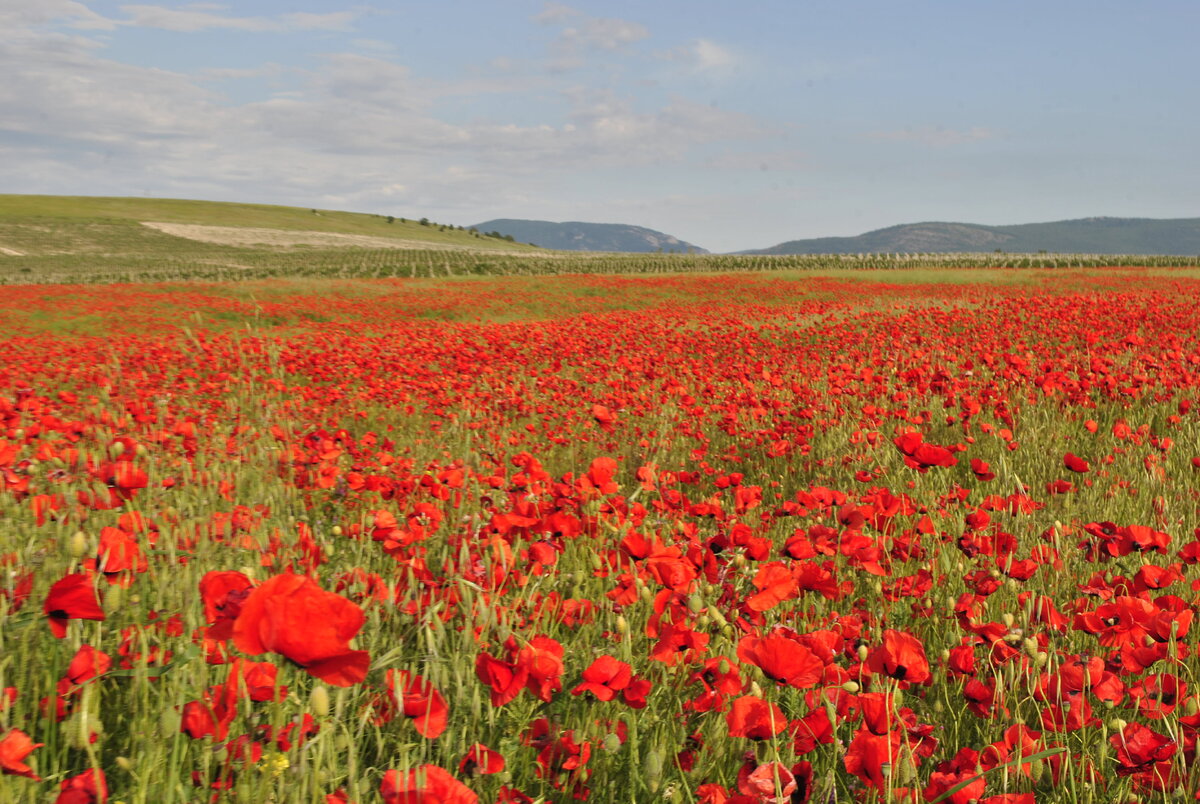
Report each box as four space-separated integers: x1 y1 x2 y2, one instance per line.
471 219 709 254
741 217 1200 256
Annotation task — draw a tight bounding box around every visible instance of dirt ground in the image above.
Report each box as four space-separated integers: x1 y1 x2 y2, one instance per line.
0 245 25 256
140 222 550 255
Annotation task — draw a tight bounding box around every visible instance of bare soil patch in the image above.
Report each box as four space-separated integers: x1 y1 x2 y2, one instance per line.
140 222 551 255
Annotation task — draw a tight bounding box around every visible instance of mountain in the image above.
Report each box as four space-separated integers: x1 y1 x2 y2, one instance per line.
743 217 1200 255
471 219 709 253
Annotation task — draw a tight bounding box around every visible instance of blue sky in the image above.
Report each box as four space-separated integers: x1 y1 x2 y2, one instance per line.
2 1 1197 252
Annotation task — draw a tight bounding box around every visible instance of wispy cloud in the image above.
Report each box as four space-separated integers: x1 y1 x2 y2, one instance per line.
660 38 737 74
868 125 997 146
116 4 360 33
533 2 649 71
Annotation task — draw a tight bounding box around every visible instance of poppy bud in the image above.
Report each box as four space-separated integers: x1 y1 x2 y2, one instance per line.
639 585 653 603
1183 697 1200 717
687 594 704 615
841 681 860 694
644 748 664 792
591 553 603 571
1036 651 1048 667
116 756 134 772
857 645 870 662
1108 718 1127 731
710 609 727 628
310 685 330 718
1001 612 1014 628
160 706 181 736
332 525 343 536
750 681 764 698
602 733 622 753
69 531 89 557
698 614 711 628
1022 638 1039 659
615 615 629 635
110 441 125 458
104 585 124 613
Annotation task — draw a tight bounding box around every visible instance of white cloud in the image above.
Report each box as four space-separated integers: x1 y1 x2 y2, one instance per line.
533 3 648 71
661 38 737 73
116 4 358 33
0 1 117 30
0 3 773 227
868 126 997 147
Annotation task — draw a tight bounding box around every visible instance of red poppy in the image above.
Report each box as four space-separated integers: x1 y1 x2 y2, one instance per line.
65 645 111 687
54 768 107 804
380 765 477 804
1063 452 1090 473
843 728 901 789
867 629 931 685
387 669 449 739
1111 721 1176 773
726 694 787 740
198 570 255 640
0 728 42 780
44 573 105 639
459 743 504 776
746 562 798 612
232 573 369 687
516 636 564 702
571 656 632 701
737 634 824 689
475 651 527 706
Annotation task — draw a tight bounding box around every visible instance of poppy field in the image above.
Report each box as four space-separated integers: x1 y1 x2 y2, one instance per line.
4 266 1200 803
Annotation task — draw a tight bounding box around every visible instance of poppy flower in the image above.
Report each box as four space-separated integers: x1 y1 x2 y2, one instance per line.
1111 721 1176 773
746 562 798 612
459 743 504 776
737 761 796 799
44 573 105 639
516 636 564 702
232 573 369 687
475 652 527 707
736 635 824 689
1063 452 1090 473
843 728 902 789
54 768 107 804
65 645 111 688
380 765 477 804
867 629 931 685
726 694 786 740
198 570 255 640
387 669 448 739
0 728 42 780
571 656 632 701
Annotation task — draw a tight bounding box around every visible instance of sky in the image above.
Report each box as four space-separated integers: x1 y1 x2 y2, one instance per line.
2 1 1198 253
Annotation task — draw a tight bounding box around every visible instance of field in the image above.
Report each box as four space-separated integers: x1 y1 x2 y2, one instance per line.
4 250 1200 803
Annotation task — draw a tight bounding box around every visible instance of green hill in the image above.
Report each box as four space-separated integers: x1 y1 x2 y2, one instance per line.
0 195 541 254
743 217 1200 255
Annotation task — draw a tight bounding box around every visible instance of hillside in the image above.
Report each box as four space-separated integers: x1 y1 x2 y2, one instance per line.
744 217 1200 255
472 219 709 253
0 195 542 255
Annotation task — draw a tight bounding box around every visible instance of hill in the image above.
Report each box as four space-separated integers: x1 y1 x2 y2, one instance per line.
0 195 542 255
472 219 708 253
744 217 1200 255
